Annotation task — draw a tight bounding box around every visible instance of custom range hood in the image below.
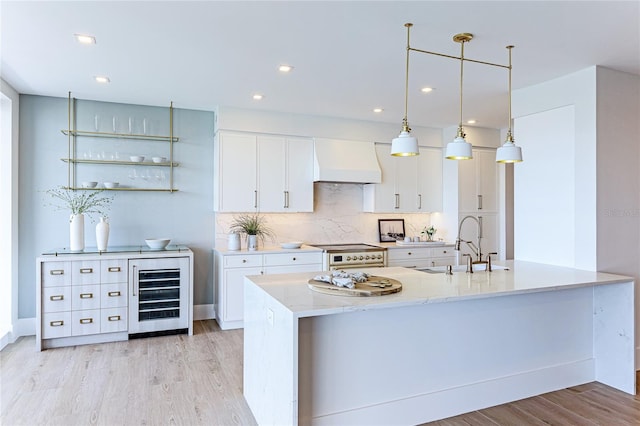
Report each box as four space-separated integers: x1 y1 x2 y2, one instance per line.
313 138 382 184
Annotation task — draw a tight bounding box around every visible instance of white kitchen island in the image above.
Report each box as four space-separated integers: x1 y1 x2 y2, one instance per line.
243 262 636 425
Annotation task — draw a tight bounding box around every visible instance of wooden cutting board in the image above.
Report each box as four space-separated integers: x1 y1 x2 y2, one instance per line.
308 276 402 297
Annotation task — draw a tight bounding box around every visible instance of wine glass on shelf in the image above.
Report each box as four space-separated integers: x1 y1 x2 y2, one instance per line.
128 168 138 180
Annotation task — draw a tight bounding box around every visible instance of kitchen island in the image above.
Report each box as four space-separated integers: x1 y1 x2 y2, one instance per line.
243 262 636 425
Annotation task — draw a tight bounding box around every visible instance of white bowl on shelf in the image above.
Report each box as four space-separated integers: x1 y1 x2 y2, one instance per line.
152 156 167 163
280 241 303 249
130 155 145 163
81 181 98 188
145 238 171 250
103 182 119 189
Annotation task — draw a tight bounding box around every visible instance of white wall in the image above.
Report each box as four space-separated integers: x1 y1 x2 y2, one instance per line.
1 78 20 348
513 67 597 269
18 95 215 319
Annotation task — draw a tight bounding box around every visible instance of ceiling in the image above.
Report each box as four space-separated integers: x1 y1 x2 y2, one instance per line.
2 1 639 130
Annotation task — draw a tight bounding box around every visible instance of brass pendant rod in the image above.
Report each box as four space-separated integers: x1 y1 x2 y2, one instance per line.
458 40 465 129
408 47 510 70
402 23 412 131
506 45 514 141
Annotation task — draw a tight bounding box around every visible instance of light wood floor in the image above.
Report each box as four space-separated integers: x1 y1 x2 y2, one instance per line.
2 320 639 425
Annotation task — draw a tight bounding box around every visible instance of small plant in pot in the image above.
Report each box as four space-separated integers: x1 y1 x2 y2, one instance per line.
229 213 275 251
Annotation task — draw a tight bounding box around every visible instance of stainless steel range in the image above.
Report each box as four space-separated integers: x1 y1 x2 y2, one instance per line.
311 243 387 270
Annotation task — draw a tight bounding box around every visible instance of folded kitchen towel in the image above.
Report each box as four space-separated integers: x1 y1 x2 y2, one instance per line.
313 270 371 289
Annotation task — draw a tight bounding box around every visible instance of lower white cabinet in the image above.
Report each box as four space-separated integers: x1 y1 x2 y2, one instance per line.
386 245 458 269
36 247 193 351
214 249 323 330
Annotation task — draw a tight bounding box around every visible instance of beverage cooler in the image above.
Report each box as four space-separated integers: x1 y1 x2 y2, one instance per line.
128 257 190 336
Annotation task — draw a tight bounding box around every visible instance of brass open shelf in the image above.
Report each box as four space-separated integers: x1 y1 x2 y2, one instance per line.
61 129 179 142
61 158 180 167
63 186 179 193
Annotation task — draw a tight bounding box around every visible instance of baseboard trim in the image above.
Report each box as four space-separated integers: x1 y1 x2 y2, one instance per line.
194 304 215 321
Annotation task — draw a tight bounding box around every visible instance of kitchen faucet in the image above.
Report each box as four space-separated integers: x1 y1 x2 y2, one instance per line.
455 215 484 263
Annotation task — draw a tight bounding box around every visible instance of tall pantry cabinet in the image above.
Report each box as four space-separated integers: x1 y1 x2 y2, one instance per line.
457 147 499 260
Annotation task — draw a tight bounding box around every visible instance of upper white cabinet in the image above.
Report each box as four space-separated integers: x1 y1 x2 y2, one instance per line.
214 131 314 212
458 148 498 213
363 144 443 213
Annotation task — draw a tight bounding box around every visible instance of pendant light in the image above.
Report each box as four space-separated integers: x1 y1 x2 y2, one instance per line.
496 45 523 163
391 23 419 157
445 33 473 160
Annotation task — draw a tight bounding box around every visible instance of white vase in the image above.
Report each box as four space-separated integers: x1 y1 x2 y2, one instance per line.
228 232 241 251
96 217 110 251
247 234 258 251
70 213 85 251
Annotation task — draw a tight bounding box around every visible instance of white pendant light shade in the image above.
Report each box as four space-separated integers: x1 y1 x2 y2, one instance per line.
496 140 522 163
391 130 419 156
445 136 473 160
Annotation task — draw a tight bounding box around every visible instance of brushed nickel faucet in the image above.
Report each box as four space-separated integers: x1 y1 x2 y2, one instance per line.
455 215 484 263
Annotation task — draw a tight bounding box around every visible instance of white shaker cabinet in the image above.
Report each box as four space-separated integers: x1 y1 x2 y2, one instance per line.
214 131 314 212
458 148 498 213
386 245 457 269
214 248 323 330
363 144 443 213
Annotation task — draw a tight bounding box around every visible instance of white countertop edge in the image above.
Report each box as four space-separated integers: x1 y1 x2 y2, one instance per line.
246 261 634 318
214 244 323 254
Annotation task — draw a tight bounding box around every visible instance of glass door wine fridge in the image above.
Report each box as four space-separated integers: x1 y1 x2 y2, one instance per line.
128 257 190 336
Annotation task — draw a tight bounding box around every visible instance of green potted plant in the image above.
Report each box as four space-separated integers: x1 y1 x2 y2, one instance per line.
421 225 437 242
229 213 275 251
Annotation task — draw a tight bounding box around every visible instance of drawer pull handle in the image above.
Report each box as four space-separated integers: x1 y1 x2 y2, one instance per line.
292 257 297 261
80 268 94 274
108 266 121 272
79 318 94 324
242 259 247 263
108 291 121 297
50 320 64 327
49 269 65 275
50 295 64 301
108 315 121 322
80 293 94 299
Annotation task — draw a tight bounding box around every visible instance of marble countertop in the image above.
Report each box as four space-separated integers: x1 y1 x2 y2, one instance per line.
244 261 633 318
214 244 323 255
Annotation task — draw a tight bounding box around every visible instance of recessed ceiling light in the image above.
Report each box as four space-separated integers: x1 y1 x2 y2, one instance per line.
252 94 264 100
74 34 96 44
467 119 477 124
420 87 434 93
278 65 293 73
94 76 110 83
373 108 384 113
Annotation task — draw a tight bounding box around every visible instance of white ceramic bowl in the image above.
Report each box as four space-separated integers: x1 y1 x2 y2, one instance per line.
103 182 119 189
280 241 303 249
152 156 167 163
130 155 145 163
145 238 171 250
81 181 98 188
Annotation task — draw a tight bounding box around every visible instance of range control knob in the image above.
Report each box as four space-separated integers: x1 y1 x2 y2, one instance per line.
365 255 370 260
359 256 364 260
346 256 352 261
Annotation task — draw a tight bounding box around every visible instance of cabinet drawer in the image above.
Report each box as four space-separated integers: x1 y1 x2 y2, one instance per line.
263 252 322 267
41 261 72 287
72 285 101 310
101 283 128 309
42 312 72 339
72 260 101 285
72 309 101 336
224 254 263 268
387 248 431 261
101 259 127 283
431 247 455 258
101 307 127 333
42 286 72 313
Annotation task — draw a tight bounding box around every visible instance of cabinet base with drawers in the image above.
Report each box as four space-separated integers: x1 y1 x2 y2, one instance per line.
213 247 323 330
386 244 458 269
36 246 193 351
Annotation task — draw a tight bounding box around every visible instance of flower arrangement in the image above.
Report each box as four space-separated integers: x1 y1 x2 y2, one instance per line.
44 186 113 221
422 225 437 241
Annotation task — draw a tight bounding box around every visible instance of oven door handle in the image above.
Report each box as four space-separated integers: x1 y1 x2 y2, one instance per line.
330 263 385 270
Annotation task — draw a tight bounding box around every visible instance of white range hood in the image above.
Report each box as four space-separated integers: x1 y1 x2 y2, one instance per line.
313 138 382 184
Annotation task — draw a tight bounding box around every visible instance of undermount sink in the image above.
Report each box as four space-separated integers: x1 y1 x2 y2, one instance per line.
417 264 509 274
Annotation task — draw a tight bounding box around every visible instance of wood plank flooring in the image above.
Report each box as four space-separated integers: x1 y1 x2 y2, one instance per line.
2 320 638 425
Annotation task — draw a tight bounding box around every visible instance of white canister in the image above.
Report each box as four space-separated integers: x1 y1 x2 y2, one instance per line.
228 232 241 251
